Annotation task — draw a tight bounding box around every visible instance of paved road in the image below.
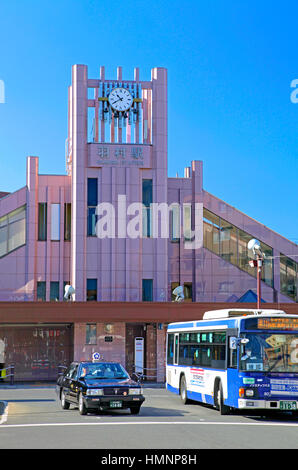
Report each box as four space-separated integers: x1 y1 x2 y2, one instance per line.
0 384 298 450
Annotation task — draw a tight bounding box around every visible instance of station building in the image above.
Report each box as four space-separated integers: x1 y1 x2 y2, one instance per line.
0 65 297 381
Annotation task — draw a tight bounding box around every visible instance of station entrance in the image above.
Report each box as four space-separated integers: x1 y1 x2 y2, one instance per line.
0 324 74 381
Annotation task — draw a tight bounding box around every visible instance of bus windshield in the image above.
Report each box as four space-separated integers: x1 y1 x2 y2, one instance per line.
240 332 298 373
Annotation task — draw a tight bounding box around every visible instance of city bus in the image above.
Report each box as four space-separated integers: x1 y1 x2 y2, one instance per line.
166 309 298 415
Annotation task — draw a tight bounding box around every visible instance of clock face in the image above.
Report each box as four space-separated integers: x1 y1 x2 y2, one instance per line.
108 87 133 112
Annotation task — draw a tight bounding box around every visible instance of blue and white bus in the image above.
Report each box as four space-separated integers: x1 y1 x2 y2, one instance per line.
166 309 298 415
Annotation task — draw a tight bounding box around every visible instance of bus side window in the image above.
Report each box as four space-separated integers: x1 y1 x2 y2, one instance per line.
228 337 237 368
167 334 174 365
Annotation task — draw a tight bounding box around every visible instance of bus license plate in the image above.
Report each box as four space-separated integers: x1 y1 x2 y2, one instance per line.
110 401 122 408
280 401 297 411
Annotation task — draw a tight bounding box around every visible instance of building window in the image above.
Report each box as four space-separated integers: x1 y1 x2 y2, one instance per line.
183 204 192 241
51 204 60 241
142 179 152 238
50 282 59 301
184 282 193 302
280 254 297 302
38 203 47 241
63 281 70 301
86 324 97 345
87 178 98 236
87 278 97 301
171 282 193 301
0 205 26 257
170 204 180 242
203 208 274 289
37 281 46 301
64 203 71 241
142 279 153 301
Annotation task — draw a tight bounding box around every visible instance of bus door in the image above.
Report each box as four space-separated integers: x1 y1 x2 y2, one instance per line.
174 334 179 366
226 329 240 405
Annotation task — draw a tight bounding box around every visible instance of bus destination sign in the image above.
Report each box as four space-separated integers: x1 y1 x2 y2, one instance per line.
257 317 298 330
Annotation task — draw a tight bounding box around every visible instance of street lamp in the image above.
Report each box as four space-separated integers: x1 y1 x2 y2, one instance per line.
247 239 264 309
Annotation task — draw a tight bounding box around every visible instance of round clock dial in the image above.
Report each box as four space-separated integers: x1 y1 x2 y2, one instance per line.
108 87 133 112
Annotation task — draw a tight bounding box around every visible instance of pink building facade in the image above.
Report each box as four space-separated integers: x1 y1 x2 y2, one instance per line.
0 65 297 380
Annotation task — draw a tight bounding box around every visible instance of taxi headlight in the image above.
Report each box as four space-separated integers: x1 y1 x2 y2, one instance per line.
86 388 104 396
129 388 142 395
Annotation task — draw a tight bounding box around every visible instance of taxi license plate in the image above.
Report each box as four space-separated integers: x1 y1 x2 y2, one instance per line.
280 401 297 410
110 401 122 408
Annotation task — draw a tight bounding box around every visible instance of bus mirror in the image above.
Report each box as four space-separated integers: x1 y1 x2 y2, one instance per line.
230 337 249 349
241 338 250 344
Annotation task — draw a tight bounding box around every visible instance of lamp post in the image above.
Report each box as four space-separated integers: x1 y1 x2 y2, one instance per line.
248 239 264 309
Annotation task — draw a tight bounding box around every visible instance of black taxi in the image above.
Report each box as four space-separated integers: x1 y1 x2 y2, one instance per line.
56 360 145 415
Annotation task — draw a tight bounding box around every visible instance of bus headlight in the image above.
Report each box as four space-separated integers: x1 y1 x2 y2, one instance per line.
245 389 254 397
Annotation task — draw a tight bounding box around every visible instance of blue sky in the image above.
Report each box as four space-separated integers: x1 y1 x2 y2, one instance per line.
0 0 297 243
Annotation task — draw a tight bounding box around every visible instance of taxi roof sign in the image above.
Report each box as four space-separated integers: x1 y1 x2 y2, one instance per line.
92 352 101 362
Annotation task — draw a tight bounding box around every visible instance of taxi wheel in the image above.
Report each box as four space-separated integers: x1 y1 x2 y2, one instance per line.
61 389 70 410
78 392 87 415
130 406 141 415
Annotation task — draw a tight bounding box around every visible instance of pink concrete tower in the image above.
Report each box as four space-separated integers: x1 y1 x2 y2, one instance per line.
67 65 168 301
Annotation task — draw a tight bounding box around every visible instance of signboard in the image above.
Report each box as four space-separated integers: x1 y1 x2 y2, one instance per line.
88 143 152 168
134 337 144 374
257 318 298 331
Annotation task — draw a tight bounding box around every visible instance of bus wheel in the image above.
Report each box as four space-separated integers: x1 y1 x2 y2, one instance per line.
180 375 189 405
216 381 230 415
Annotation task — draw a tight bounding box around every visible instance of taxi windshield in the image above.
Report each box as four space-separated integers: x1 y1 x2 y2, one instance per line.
80 363 129 380
240 332 298 373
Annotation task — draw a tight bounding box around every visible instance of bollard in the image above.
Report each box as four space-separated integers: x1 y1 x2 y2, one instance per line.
10 364 15 385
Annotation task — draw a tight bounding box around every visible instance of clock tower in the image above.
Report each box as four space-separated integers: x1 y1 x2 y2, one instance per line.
67 65 168 301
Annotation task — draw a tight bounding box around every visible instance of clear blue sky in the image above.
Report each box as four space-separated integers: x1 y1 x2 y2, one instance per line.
0 0 297 243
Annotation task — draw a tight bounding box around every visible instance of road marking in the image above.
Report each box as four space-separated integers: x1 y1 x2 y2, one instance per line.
0 420 298 429
0 402 8 425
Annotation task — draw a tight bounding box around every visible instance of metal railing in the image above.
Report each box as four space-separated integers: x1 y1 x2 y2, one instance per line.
0 364 15 385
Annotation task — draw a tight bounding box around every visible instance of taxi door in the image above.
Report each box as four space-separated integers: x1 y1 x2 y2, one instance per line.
68 364 80 403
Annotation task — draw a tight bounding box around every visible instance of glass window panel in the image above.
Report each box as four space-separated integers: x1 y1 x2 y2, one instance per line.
87 178 98 207
8 218 26 252
51 204 60 241
142 179 152 207
38 203 47 241
142 206 152 238
203 208 220 255
64 203 71 241
280 254 297 301
87 278 97 301
170 204 180 241
220 219 238 265
86 324 97 345
142 279 153 301
171 282 179 301
0 225 8 257
50 282 59 301
184 282 193 302
37 281 46 301
238 229 252 274
8 207 25 223
0 214 8 229
183 204 192 241
203 209 274 289
87 207 96 236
